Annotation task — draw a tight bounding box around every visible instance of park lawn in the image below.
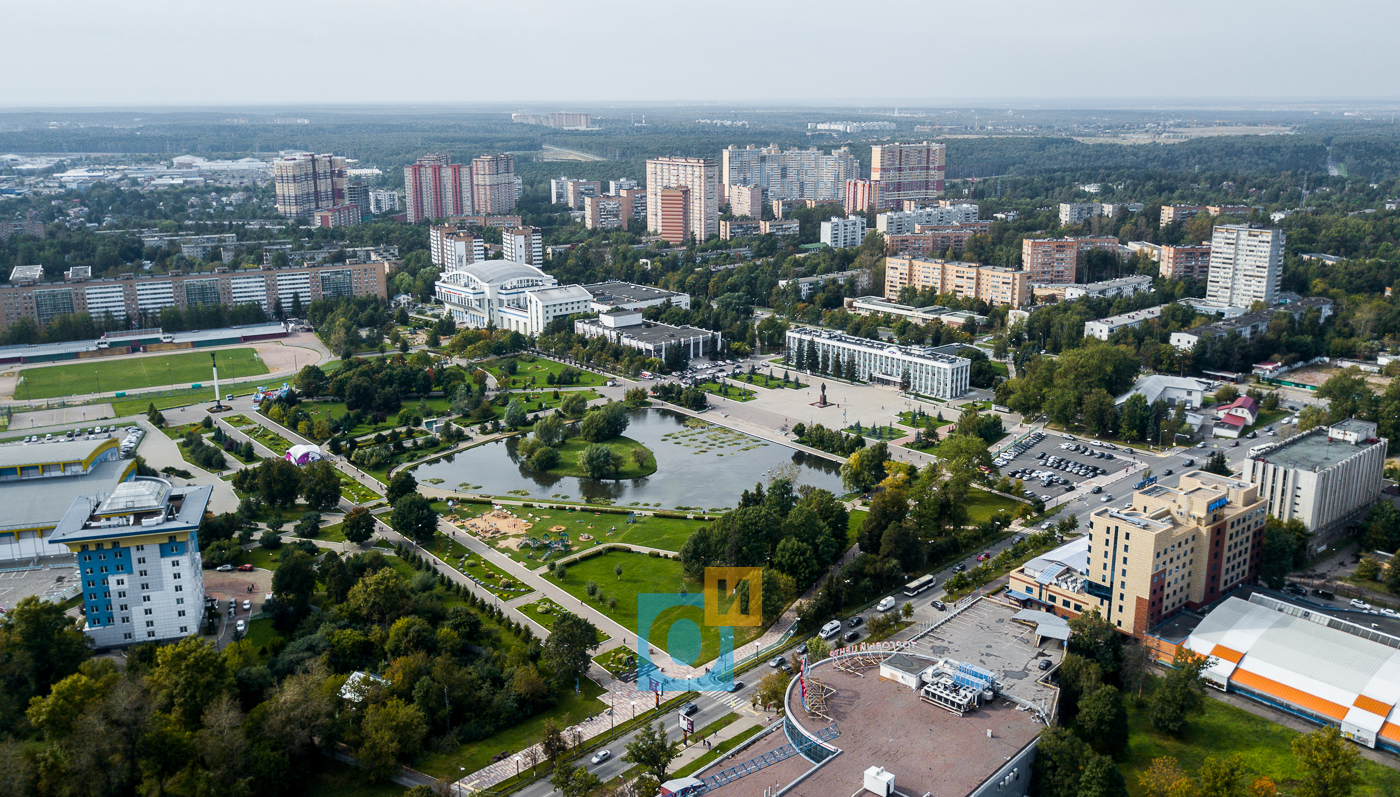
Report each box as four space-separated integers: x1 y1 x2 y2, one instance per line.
19 348 268 400
455 551 533 600
521 598 611 644
244 423 295 455
415 677 608 780
594 647 636 673
843 423 902 442
846 509 867 548
550 435 657 479
1121 681 1400 797
728 372 798 390
242 617 281 654
897 410 954 429
1245 408 1289 433
551 549 767 666
444 504 703 566
694 381 756 402
963 488 1022 525
673 724 763 779
161 421 214 439
302 396 456 439
503 388 602 414
487 355 608 389
244 545 286 572
338 470 382 504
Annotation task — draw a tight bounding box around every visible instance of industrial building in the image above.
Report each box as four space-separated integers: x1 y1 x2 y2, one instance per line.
50 478 212 648
1181 593 1400 751
784 327 970 399
1245 419 1387 548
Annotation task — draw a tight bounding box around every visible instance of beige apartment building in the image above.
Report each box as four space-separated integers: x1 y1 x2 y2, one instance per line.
1020 236 1118 284
470 154 517 216
273 152 347 218
646 157 718 243
1159 205 1207 227
884 257 1031 308
1158 244 1212 280
1010 472 1267 638
869 142 946 207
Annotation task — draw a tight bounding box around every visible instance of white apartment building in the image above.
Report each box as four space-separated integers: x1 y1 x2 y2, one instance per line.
876 204 980 236
503 227 543 267
610 178 639 194
820 215 867 249
1063 275 1154 301
369 190 400 214
1205 226 1283 307
779 269 872 300
430 225 485 270
1245 419 1386 547
720 145 856 202
647 157 719 242
785 327 970 399
1059 202 1104 226
1083 304 1167 340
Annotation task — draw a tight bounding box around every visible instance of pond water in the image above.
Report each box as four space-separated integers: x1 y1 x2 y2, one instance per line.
410 408 844 508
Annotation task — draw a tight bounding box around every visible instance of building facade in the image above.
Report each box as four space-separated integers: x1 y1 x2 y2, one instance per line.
0 262 387 327
51 479 212 648
550 177 601 209
404 154 472 223
720 145 856 202
0 437 136 563
429 225 485 270
434 260 558 328
1062 274 1153 301
647 157 719 242
1160 205 1207 227
868 142 946 209
876 204 980 236
843 178 881 216
785 327 970 399
1020 237 1119 284
884 257 1031 308
369 190 400 214
502 227 543 267
820 215 867 249
1011 471 1268 637
1084 304 1167 340
778 269 872 300
273 152 347 218
1205 225 1284 308
1159 244 1212 280
574 309 719 360
470 154 517 216
727 184 763 218
583 195 632 230
1059 202 1103 226
1245 420 1386 547
313 204 361 228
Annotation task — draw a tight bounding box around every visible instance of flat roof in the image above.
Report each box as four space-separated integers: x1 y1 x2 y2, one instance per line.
577 317 711 344
582 281 685 306
50 482 213 544
0 458 134 533
1254 428 1382 471
905 597 1062 710
0 437 114 470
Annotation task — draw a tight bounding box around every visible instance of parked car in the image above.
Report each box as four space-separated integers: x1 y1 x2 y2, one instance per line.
731 680 745 691
237 564 254 572
235 620 245 634
930 600 946 611
843 631 861 643
847 616 864 628
1038 658 1052 671
591 750 611 765
216 564 234 572
1351 599 1373 610
241 600 251 611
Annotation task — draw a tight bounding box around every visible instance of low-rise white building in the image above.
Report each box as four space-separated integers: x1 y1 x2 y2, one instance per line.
1084 304 1167 340
1063 274 1153 301
1170 297 1335 350
1246 419 1386 548
778 268 872 300
1114 374 1209 408
574 309 719 360
820 215 867 249
785 326 970 399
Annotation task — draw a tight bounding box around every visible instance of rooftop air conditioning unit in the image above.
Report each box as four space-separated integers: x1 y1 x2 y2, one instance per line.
863 767 895 797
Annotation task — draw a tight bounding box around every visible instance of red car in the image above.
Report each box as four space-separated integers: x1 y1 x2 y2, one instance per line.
977 553 990 562
237 564 254 572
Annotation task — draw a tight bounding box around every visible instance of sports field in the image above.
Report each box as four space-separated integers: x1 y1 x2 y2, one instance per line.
17 349 268 400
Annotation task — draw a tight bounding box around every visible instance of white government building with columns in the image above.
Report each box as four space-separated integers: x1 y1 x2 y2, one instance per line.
784 326 971 399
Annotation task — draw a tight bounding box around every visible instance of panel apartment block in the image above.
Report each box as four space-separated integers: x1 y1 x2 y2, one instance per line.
647 157 718 243
1020 236 1118 284
404 154 472 223
273 152 347 218
720 145 856 202
868 142 946 209
471 154 517 216
884 257 1031 308
1205 225 1284 308
1159 244 1212 280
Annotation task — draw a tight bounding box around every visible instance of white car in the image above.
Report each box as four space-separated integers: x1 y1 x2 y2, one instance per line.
876 596 897 612
1351 599 1373 611
591 750 611 765
235 619 245 634
242 599 252 611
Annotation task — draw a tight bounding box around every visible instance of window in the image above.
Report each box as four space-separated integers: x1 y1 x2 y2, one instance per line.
123 633 132 640
146 621 154 628
137 557 146 563
172 572 180 580
142 595 151 603
171 560 179 567
147 631 155 638
177 610 186 617
174 585 182 593
121 617 130 624
144 608 152 616
175 597 184 605
117 591 126 598
179 626 188 634
139 570 147 577
119 603 127 611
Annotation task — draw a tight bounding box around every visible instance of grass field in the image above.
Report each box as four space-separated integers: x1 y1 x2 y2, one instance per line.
1121 680 1400 797
300 396 456 440
338 470 382 504
19 348 268 400
243 422 295 455
897 410 954 429
487 355 608 389
551 549 766 665
549 435 657 479
727 372 799 390
963 488 1022 525
694 380 756 402
844 422 903 441
442 504 710 565
521 598 611 644
672 724 763 779
415 678 607 780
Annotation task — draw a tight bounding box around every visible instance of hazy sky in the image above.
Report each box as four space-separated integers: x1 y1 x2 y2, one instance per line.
7 0 1398 107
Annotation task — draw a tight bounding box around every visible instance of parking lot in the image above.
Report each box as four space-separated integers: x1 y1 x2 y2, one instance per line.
994 430 1139 504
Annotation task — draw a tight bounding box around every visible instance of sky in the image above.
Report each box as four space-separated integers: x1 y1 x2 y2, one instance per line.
6 0 1399 107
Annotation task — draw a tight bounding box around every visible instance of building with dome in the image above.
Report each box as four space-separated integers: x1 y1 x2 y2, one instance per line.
434 259 560 331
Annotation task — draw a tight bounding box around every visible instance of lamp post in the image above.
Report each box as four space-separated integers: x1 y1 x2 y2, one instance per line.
630 700 636 720
514 756 521 777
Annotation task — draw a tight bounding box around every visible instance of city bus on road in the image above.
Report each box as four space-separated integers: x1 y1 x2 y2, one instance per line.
904 574 936 597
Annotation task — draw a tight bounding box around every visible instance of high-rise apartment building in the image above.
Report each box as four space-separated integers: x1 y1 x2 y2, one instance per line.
884 257 1031 308
727 184 763 218
868 142 946 209
1158 244 1213 280
720 145 856 202
646 157 718 243
1160 205 1207 228
1020 236 1119 284
503 227 543 267
403 154 472 223
1205 225 1284 307
550 177 601 209
370 190 400 214
844 179 881 216
820 216 867 249
609 178 639 194
430 225 485 270
471 154 517 216
273 152 347 218
1060 202 1105 226
346 182 371 219
583 195 631 230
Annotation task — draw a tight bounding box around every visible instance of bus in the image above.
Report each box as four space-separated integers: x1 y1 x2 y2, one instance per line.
904 574 936 597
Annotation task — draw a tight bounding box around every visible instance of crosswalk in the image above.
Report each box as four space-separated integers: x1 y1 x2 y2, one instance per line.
701 689 753 711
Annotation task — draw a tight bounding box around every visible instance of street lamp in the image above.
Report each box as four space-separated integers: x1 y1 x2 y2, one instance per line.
514 756 521 777
630 700 636 720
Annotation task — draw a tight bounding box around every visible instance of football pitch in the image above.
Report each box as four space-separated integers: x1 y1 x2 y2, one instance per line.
16 348 269 400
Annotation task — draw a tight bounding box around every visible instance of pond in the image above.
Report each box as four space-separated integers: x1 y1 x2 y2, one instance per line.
411 408 844 508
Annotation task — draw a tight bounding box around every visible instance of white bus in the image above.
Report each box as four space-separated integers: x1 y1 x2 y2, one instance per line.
904 574 936 597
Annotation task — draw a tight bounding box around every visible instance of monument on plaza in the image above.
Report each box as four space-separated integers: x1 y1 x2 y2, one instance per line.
817 383 829 407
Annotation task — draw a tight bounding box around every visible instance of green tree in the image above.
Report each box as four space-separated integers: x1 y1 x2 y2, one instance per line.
1033 727 1127 797
342 505 376 545
1316 368 1375 425
559 391 588 418
386 469 418 505
1149 648 1209 735
534 413 566 447
1081 388 1119 437
625 720 680 783
346 567 411 624
294 510 322 538
256 457 302 507
551 762 603 797
579 443 622 479
504 398 527 429
299 460 343 511
152 636 233 729
1197 754 1249 797
0 595 91 719
543 612 600 686
272 549 318 614
1202 451 1231 476
357 698 429 781
293 364 329 397
391 493 438 544
25 659 118 739
1291 725 1363 797
806 636 830 661
1076 685 1129 760
773 537 819 586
